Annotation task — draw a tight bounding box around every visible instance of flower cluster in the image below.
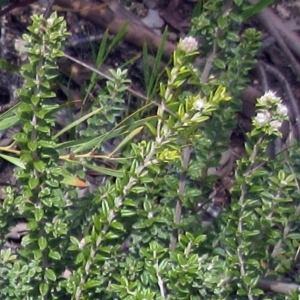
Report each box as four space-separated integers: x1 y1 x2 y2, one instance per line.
277 103 289 116
258 90 281 105
193 98 205 112
255 111 271 126
178 36 198 53
253 90 289 133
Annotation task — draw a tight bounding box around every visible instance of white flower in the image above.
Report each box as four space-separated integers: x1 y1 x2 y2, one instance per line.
270 120 282 131
277 103 289 117
260 90 277 103
259 90 281 105
193 98 205 111
255 110 271 125
179 36 198 53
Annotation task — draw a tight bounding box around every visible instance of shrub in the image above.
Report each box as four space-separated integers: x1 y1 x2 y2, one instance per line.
0 1 299 299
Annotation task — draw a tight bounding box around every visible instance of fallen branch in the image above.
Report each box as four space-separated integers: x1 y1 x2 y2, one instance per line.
247 0 300 79
247 0 300 61
54 0 176 60
257 278 299 295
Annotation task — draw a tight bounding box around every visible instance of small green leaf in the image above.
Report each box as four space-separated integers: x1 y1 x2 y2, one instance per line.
21 152 33 163
34 207 44 221
278 170 285 181
287 233 300 239
49 249 61 260
45 269 57 282
33 160 46 172
2 248 17 263
227 31 240 42
214 58 226 69
120 276 129 287
110 221 124 231
83 280 102 289
18 102 32 113
39 283 49 296
14 132 29 143
121 209 136 217
194 235 207 244
92 216 102 232
105 231 120 239
36 125 50 133
31 95 40 105
29 177 39 189
217 16 228 29
176 253 186 266
38 140 56 148
38 236 47 251
28 141 38 152
75 252 84 264
131 186 147 193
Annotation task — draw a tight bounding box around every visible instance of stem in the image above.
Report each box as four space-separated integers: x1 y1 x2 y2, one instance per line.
200 39 217 84
74 115 171 299
236 138 263 299
155 261 166 299
170 145 191 251
237 182 254 300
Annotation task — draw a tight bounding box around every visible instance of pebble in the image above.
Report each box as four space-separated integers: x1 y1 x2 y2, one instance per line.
141 9 165 32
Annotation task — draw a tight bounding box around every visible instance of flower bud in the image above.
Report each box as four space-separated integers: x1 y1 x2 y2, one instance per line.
178 36 198 53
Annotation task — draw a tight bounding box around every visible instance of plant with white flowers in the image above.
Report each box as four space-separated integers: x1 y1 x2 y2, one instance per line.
253 91 289 135
218 89 300 299
178 36 199 53
2 1 300 300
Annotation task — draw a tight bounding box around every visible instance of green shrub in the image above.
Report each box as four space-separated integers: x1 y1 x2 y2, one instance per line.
0 1 299 299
